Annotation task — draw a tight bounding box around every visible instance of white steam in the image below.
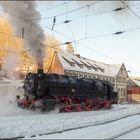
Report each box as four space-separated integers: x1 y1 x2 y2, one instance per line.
4 53 19 79
0 1 46 68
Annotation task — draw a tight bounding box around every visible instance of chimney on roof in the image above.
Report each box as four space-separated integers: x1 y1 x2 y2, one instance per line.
76 54 80 58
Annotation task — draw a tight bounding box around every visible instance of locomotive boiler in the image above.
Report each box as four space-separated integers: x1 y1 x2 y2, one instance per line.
17 69 118 112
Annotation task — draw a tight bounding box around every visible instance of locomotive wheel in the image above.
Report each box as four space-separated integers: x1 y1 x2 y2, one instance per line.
104 101 111 109
93 102 100 110
85 99 92 111
64 98 73 112
76 104 83 112
73 98 83 112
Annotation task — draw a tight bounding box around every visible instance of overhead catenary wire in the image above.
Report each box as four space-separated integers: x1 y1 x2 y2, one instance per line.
120 0 140 21
31 2 98 21
0 1 97 22
52 2 140 27
75 41 119 63
41 25 120 63
85 5 89 38
1 2 140 74
65 23 77 54
41 24 140 74
0 2 139 24
39 2 69 13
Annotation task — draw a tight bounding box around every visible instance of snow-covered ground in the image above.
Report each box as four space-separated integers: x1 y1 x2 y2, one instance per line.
0 79 140 139
116 127 140 139
26 114 140 139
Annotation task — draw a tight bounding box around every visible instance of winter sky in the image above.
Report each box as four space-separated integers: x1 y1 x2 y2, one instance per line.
1 1 140 76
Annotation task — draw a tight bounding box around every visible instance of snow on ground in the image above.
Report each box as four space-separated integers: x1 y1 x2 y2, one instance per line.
116 127 140 139
1 103 140 138
26 114 140 139
0 79 140 139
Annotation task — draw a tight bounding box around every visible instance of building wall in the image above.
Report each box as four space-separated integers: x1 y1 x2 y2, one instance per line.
127 80 140 103
128 93 140 103
49 54 64 75
115 64 128 103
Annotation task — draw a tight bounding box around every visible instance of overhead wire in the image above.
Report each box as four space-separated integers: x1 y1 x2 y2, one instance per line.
41 22 140 74
31 2 98 21
75 41 119 63
0 1 140 23
64 2 77 54
65 23 77 53
121 0 140 21
41 25 120 63
53 2 140 27
39 2 69 13
85 5 89 39
1 1 140 74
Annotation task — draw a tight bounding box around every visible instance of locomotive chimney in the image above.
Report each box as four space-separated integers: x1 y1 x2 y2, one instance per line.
37 69 44 74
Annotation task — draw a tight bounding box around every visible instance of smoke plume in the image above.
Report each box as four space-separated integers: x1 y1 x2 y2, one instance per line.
0 1 46 69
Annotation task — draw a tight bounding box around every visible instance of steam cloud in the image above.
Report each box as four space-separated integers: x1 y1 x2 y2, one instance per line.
0 1 46 69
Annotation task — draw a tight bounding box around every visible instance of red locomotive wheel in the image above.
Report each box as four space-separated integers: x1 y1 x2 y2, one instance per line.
64 98 73 112
93 102 100 110
104 101 111 109
76 104 83 112
85 99 92 111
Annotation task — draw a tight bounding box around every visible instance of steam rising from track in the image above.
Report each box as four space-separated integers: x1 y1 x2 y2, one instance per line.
0 1 46 69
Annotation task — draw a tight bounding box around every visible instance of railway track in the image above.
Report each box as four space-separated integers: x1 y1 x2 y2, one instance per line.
22 113 140 139
111 126 140 139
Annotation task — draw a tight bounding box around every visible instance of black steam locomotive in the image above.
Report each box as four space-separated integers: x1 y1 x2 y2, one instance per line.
17 69 118 112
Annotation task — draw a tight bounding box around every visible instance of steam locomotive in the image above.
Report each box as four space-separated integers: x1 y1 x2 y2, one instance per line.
17 69 118 112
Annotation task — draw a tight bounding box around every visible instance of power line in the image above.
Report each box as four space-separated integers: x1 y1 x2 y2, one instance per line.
0 1 99 22
41 25 120 63
76 33 113 42
31 2 98 21
121 0 140 21
75 41 119 63
65 23 77 53
39 2 69 13
1 1 140 24
41 25 73 41
52 2 140 27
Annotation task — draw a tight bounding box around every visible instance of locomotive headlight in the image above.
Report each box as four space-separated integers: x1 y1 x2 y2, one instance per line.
72 89 75 93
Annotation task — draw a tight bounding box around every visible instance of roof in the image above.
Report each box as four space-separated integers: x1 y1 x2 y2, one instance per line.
57 51 122 78
132 79 140 87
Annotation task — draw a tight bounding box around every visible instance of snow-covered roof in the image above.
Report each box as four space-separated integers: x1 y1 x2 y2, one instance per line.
132 79 140 87
57 52 122 78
